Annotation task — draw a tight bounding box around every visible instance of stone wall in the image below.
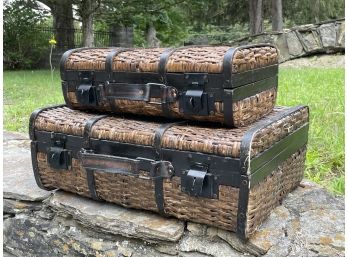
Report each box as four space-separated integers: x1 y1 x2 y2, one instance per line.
3 132 345 257
233 19 345 62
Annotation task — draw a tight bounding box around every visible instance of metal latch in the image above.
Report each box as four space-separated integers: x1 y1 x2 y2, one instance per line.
77 71 97 106
181 165 217 198
47 133 71 170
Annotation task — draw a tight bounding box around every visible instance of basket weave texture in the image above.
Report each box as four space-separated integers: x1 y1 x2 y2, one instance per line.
64 45 278 74
35 147 306 237
34 106 308 158
66 85 277 127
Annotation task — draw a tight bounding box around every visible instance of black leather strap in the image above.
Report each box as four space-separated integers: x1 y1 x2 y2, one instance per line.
153 121 185 215
83 115 108 149
86 168 100 200
154 121 185 159
158 48 176 116
105 48 128 74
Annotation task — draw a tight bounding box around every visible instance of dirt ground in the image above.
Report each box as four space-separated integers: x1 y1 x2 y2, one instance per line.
280 53 345 68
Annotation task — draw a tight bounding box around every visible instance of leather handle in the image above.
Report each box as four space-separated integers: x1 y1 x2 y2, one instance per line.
105 82 177 103
79 151 174 178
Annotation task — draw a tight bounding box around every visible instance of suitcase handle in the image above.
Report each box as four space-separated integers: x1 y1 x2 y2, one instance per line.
79 150 174 178
104 82 178 104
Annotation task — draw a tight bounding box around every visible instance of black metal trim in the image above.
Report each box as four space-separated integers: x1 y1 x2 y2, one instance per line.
239 106 308 175
250 124 309 186
236 105 308 240
223 90 234 127
31 141 53 190
232 76 277 102
83 115 108 149
29 104 65 140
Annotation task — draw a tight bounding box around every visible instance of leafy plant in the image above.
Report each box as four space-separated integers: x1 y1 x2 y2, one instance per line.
4 0 49 69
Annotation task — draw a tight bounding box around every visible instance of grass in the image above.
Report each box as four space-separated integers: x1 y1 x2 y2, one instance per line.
277 68 344 195
3 67 345 194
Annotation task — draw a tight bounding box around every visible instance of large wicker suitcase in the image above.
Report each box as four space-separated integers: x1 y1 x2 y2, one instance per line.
60 44 278 127
29 105 308 239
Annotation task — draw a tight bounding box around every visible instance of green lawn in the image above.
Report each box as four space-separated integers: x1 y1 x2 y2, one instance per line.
3 68 345 194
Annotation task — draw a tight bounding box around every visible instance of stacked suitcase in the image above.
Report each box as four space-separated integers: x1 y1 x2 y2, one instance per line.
29 44 309 240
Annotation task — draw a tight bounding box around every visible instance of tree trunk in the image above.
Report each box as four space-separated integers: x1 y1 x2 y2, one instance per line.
146 23 160 47
39 0 74 49
80 0 97 47
271 0 283 31
82 14 94 47
249 0 263 35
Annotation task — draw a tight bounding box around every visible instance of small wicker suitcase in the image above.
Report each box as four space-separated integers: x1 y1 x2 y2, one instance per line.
29 105 308 239
60 44 278 127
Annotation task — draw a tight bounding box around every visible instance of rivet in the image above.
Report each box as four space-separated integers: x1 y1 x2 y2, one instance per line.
214 176 218 180
209 111 214 115
213 194 218 198
188 154 192 159
242 180 248 186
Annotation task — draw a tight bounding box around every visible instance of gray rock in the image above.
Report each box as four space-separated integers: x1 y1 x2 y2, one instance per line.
49 191 185 243
286 31 305 57
3 134 51 202
318 23 337 48
336 21 345 47
296 29 322 53
272 34 290 62
179 235 246 257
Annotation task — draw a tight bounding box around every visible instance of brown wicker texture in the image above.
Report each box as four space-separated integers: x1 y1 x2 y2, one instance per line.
112 48 167 72
110 45 278 73
34 106 308 158
65 86 277 127
166 46 278 73
65 48 118 70
35 147 306 236
63 45 278 74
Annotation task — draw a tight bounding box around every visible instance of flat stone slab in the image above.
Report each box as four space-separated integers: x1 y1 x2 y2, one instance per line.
49 191 184 242
3 132 51 201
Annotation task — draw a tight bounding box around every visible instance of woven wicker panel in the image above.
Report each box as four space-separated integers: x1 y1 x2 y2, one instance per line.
166 46 278 73
163 177 239 231
112 48 167 72
94 171 158 212
36 152 90 197
246 147 306 237
66 86 277 128
35 147 305 235
109 46 278 74
65 48 117 70
34 105 308 158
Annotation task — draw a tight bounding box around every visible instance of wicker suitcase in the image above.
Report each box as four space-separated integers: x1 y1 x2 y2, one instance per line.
60 44 278 127
29 105 308 239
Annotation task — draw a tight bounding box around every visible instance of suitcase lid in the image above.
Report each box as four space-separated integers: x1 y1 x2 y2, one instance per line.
61 44 278 76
